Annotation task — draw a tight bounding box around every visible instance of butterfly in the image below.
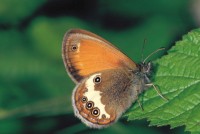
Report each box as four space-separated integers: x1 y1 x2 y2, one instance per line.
62 29 166 128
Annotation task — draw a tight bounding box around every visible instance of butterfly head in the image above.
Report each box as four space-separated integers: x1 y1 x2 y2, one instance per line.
139 62 151 76
136 61 151 77
136 47 165 78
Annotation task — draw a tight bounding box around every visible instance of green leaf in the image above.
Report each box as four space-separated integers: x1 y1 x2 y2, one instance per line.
125 29 200 134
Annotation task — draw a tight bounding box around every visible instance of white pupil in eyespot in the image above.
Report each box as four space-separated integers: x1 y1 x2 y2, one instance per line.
86 102 93 109
72 45 77 50
82 96 87 102
94 76 101 83
88 103 92 107
91 108 100 117
93 110 98 115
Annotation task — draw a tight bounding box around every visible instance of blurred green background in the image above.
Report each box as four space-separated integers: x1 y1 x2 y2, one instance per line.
0 0 198 133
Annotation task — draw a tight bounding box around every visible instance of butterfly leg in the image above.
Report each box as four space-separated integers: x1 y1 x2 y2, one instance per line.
146 83 168 101
135 89 144 111
137 98 144 111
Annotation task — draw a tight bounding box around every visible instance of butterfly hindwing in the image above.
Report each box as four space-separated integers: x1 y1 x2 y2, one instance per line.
72 68 140 128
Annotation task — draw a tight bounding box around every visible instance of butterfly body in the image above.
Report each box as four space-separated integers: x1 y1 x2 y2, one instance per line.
62 29 152 128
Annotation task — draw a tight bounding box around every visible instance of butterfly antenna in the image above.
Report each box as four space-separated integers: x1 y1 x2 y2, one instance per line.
143 47 165 63
141 39 147 62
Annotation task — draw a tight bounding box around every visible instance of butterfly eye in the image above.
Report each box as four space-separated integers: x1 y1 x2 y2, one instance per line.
71 45 77 51
86 101 94 110
81 96 87 103
91 107 100 117
93 75 101 84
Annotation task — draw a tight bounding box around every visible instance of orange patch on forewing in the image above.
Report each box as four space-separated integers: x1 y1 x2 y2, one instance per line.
68 39 136 77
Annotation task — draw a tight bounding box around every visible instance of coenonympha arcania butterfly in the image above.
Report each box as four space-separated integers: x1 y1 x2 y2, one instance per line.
62 29 166 128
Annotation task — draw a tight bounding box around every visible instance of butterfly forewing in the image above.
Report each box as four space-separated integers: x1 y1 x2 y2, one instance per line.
62 29 137 83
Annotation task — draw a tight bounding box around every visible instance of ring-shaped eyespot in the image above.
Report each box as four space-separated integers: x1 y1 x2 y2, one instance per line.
81 96 88 103
93 75 101 84
102 114 106 119
91 107 100 117
86 101 94 110
71 45 77 51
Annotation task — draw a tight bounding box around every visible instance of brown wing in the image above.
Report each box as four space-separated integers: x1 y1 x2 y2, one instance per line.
62 29 136 83
72 68 139 128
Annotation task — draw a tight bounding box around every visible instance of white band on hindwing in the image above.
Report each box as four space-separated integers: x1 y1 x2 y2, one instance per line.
84 73 110 119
